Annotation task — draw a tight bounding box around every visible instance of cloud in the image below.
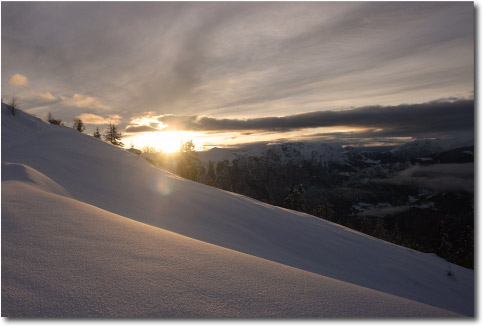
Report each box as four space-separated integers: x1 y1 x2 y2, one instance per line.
37 92 56 101
71 93 108 109
123 113 164 133
76 113 122 125
0 2 473 120
157 99 473 137
124 125 160 133
379 163 474 193
9 73 29 87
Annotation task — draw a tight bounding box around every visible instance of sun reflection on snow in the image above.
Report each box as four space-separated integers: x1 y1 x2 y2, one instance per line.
149 175 175 196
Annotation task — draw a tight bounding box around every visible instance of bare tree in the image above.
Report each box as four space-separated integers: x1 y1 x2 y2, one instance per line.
8 97 19 116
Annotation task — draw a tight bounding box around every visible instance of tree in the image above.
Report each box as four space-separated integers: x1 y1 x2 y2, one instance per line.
437 220 453 261
72 118 85 132
215 160 231 190
204 161 216 186
48 112 63 125
142 146 157 154
311 199 334 220
93 127 101 139
283 183 308 212
177 140 201 181
373 217 388 240
104 124 124 147
7 97 19 116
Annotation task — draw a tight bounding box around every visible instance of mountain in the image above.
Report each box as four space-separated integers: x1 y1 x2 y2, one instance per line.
199 142 349 167
199 138 473 167
1 104 473 317
391 139 444 160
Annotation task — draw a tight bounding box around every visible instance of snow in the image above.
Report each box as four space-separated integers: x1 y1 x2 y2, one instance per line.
2 179 460 317
1 104 474 317
362 157 381 164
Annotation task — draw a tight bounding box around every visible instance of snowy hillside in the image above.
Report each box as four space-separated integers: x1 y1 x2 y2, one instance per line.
1 104 473 317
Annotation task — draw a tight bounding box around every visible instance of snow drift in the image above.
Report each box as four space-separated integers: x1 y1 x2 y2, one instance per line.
1 104 474 317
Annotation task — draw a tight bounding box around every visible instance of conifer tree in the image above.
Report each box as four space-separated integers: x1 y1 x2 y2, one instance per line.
177 140 200 181
311 199 334 220
283 183 308 212
93 127 101 139
72 118 85 132
373 217 388 240
104 124 124 147
205 161 216 186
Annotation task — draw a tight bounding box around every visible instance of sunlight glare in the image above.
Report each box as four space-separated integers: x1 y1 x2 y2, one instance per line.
133 131 198 153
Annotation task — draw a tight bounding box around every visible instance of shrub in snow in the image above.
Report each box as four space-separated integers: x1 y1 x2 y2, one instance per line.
48 112 63 125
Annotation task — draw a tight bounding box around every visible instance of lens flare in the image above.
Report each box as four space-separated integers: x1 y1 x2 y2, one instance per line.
149 175 175 196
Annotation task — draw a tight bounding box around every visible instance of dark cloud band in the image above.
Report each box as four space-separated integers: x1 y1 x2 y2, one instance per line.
124 125 160 133
154 99 473 135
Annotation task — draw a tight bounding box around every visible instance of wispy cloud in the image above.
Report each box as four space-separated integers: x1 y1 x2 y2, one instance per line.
76 113 121 125
70 94 109 110
1 2 474 121
37 92 56 101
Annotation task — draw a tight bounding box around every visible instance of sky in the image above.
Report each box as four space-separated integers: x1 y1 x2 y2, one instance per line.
1 1 474 152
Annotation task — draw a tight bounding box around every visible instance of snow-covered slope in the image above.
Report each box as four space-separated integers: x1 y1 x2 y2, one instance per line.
1 105 474 317
2 172 460 317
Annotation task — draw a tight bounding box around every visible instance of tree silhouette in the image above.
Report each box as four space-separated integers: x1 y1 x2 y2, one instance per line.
204 161 216 186
283 184 308 212
177 140 201 181
93 127 101 139
311 199 334 220
7 97 19 116
48 112 63 125
104 124 124 147
72 118 85 132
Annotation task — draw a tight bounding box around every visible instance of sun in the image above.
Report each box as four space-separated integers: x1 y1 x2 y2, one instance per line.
131 131 198 153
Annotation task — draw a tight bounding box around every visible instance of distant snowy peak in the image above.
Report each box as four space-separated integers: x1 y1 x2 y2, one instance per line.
391 139 444 159
200 142 348 166
200 139 474 167
263 142 347 166
391 138 474 160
